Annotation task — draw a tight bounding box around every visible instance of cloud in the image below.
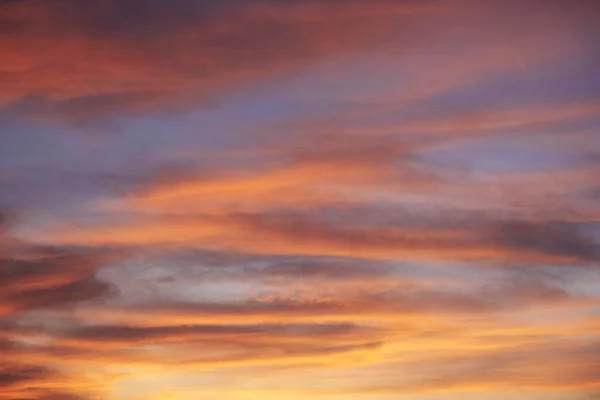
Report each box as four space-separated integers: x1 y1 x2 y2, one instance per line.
349 338 600 394
0 361 91 400
494 220 599 262
0 0 598 398
0 364 54 390
32 124 598 266
0 213 123 399
0 244 121 316
53 321 381 360
0 317 386 370
42 207 600 265
0 0 443 123
77 267 587 333
2 0 595 126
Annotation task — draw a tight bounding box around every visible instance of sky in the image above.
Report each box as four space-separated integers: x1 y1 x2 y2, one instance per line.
0 0 599 399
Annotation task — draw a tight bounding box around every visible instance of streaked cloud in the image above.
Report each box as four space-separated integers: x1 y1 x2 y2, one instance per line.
1 0 599 399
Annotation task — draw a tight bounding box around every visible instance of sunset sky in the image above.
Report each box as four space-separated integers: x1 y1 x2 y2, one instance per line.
1 0 599 399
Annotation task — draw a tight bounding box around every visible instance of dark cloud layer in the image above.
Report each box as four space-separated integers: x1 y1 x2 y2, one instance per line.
0 245 118 316
496 220 600 262
0 364 53 389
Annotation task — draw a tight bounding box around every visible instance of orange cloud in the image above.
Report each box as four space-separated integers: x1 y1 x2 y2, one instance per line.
1 1 599 399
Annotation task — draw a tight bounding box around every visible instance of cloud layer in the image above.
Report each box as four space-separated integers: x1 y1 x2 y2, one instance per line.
1 0 599 399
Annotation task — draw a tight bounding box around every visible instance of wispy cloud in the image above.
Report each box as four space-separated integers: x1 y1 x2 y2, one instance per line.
1 0 599 399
